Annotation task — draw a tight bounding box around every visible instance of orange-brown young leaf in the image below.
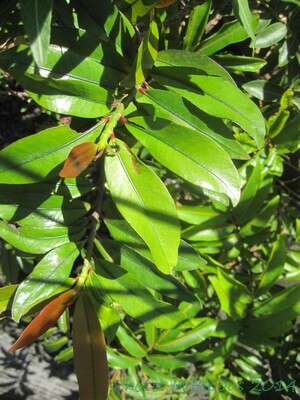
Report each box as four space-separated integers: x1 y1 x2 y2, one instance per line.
59 142 98 178
155 0 176 8
9 289 78 352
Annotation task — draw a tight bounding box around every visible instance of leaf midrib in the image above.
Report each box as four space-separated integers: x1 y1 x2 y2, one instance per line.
129 122 238 195
117 152 171 271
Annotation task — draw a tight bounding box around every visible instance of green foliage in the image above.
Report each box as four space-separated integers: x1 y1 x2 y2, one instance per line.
0 0 299 399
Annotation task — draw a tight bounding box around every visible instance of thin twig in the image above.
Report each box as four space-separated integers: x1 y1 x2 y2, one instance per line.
86 157 105 260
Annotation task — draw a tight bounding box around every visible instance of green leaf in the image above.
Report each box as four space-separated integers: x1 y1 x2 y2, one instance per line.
116 325 147 358
105 139 180 274
91 264 196 329
107 347 140 369
147 353 193 370
12 242 79 321
0 45 123 117
182 224 235 242
20 0 53 67
183 1 211 50
240 195 280 237
127 116 241 206
54 346 74 363
123 19 158 88
0 284 17 314
209 269 252 319
153 70 265 148
214 55 266 72
0 123 100 184
104 218 206 272
118 246 194 302
198 17 258 55
273 114 300 153
0 193 88 228
154 50 235 83
154 318 238 352
0 221 77 254
242 80 283 101
232 0 255 40
257 235 286 295
233 158 263 225
253 284 300 317
73 294 109 400
136 87 249 160
253 22 287 48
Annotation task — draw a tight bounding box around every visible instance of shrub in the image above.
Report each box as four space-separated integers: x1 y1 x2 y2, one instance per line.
0 0 299 399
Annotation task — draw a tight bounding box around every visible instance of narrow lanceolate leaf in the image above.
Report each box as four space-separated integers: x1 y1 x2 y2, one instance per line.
136 87 248 160
12 242 80 322
209 269 252 320
9 288 78 352
257 235 286 296
183 1 211 50
73 294 109 400
59 142 98 178
21 0 53 67
105 139 180 274
122 19 158 88
127 116 241 206
198 17 259 55
0 285 18 314
0 124 101 184
153 72 265 147
232 0 255 40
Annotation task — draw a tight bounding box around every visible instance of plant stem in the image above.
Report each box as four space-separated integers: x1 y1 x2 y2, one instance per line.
86 157 105 261
98 102 125 150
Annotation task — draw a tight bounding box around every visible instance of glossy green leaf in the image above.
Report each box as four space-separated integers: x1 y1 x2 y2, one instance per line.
253 284 300 317
154 318 238 352
154 50 235 83
209 269 252 319
91 264 195 329
182 224 235 242
127 116 241 206
233 0 255 40
104 218 206 272
0 193 88 228
118 246 194 302
183 1 211 50
253 22 287 48
273 114 300 153
0 221 76 254
153 72 265 148
0 124 100 184
73 294 109 400
0 284 17 314
257 235 286 295
123 19 158 88
233 158 263 225
240 195 280 237
43 336 68 353
54 346 74 363
107 347 140 369
105 139 180 274
147 353 193 370
136 88 249 160
116 325 147 358
0 45 123 117
198 18 258 55
243 80 283 101
20 0 53 67
214 55 266 72
12 242 79 321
